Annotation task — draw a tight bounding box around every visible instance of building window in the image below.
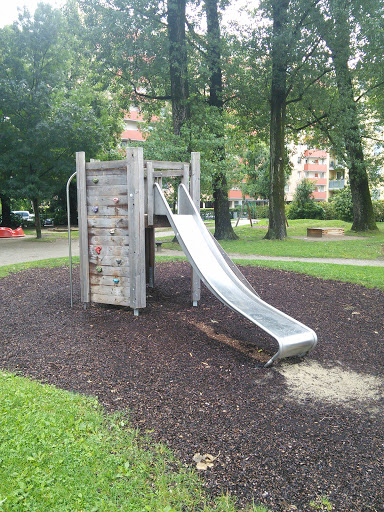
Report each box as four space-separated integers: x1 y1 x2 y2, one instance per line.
297 157 301 164
315 173 318 178
297 171 302 178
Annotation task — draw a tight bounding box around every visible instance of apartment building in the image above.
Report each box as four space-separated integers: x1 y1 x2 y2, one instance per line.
285 145 345 202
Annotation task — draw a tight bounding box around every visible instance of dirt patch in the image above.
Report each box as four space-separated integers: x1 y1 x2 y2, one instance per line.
1 262 384 511
278 360 383 410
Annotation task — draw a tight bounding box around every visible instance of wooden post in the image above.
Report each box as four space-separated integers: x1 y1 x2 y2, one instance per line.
182 163 189 188
146 161 154 226
145 226 155 287
76 151 90 304
190 152 201 306
127 147 146 311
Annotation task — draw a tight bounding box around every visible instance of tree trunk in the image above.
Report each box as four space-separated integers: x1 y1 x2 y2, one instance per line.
167 0 190 136
0 194 12 227
205 0 238 240
265 0 289 240
32 197 42 239
322 0 377 231
331 52 377 231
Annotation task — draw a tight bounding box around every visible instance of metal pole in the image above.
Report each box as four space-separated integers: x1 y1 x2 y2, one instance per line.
66 171 77 307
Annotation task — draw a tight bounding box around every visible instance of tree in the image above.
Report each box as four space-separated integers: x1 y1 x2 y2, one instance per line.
78 0 239 239
310 0 379 231
287 178 324 219
232 0 331 239
240 142 270 200
0 5 121 237
168 0 190 136
264 0 290 239
204 0 237 239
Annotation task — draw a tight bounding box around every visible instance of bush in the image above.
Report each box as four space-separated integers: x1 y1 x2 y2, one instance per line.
321 201 337 220
52 209 68 226
287 202 325 220
332 187 353 222
373 200 384 222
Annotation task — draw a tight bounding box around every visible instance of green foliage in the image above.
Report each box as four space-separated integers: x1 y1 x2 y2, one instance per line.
331 187 354 222
287 179 325 220
320 201 337 220
240 141 270 199
0 4 122 235
287 202 325 220
373 200 384 222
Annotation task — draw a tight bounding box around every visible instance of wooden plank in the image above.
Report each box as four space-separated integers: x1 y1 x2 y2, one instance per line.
76 151 90 303
181 163 190 188
89 245 129 258
87 206 128 217
86 185 128 197
190 152 201 304
90 275 131 287
152 170 185 178
89 259 129 270
146 161 154 226
145 160 188 170
86 160 127 170
145 226 155 287
90 284 128 297
90 294 130 307
88 227 129 238
86 174 127 186
87 217 128 229
127 147 146 310
89 235 129 246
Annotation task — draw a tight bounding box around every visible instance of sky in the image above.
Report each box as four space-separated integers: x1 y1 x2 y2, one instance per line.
0 0 253 29
1 0 64 27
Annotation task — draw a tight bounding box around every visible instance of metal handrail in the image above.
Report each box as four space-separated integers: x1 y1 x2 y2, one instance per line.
66 171 77 306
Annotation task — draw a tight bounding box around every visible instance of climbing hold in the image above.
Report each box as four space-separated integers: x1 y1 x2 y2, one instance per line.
96 266 102 273
93 206 99 213
110 229 115 235
93 178 99 184
116 259 122 265
113 278 120 284
113 197 119 204
95 246 102 254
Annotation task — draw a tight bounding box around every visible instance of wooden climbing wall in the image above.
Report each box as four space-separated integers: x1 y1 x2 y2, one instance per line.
76 148 146 310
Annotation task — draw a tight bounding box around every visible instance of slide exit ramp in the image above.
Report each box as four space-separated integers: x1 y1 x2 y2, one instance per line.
154 183 317 367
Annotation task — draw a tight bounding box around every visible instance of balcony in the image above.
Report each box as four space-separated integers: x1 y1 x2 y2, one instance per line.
329 179 345 190
304 163 327 171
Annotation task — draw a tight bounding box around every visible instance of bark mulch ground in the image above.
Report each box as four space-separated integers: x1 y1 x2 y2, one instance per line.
0 262 383 511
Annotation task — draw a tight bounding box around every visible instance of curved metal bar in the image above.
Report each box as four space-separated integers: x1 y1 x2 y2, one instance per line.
66 171 77 307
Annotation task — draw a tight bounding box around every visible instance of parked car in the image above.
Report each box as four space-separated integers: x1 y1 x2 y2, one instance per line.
11 211 35 226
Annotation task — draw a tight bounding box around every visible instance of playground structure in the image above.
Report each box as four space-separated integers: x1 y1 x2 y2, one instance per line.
0 227 25 238
71 147 317 367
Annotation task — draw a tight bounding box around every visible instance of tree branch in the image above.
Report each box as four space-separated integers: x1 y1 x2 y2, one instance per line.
355 80 384 103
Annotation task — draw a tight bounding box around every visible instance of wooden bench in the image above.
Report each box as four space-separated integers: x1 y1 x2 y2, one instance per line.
307 227 345 238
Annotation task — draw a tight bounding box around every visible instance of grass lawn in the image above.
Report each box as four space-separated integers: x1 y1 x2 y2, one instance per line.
0 371 267 512
160 220 384 260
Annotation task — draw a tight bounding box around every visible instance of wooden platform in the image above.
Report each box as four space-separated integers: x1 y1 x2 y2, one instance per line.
307 227 345 238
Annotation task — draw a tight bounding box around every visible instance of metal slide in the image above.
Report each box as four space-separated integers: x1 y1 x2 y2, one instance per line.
154 183 317 367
